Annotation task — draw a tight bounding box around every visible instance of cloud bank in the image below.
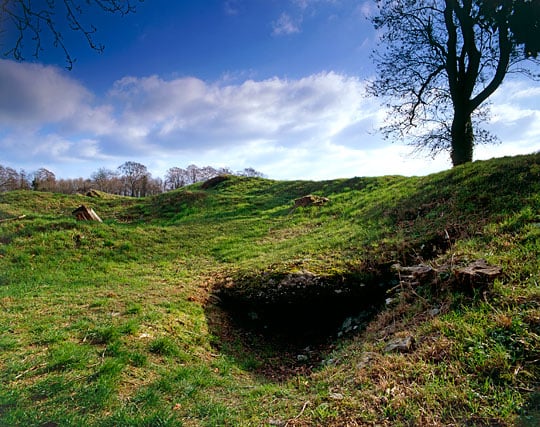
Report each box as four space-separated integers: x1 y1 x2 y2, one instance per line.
0 59 537 180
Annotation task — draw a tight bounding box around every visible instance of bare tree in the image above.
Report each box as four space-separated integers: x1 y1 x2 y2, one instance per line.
1 0 142 69
118 161 149 197
369 0 540 167
31 168 56 191
55 177 92 194
199 166 220 181
237 167 265 178
18 169 30 190
0 165 20 192
144 176 163 196
91 167 120 193
186 164 203 185
164 167 188 190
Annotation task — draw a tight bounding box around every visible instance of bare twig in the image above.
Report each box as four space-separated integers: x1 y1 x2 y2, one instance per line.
0 214 26 223
285 401 310 426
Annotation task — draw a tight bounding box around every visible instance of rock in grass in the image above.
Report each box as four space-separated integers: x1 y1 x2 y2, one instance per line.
384 335 415 353
293 194 330 208
454 259 502 291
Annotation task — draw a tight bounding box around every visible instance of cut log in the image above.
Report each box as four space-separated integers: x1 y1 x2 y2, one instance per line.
72 205 102 222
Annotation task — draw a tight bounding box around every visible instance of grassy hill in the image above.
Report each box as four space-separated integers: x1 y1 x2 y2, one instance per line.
0 153 538 426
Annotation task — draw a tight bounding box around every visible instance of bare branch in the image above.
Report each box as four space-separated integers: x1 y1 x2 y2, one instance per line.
1 0 142 69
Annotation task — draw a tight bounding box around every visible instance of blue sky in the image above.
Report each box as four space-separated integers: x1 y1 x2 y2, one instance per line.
0 0 539 181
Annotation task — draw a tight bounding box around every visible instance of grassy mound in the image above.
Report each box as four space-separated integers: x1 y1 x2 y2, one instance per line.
0 153 538 426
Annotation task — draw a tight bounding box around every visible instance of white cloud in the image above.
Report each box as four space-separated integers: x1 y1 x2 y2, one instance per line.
104 71 374 154
485 79 540 154
224 0 240 15
272 13 301 35
357 1 377 18
0 60 93 125
293 0 338 10
0 59 538 180
275 0 341 35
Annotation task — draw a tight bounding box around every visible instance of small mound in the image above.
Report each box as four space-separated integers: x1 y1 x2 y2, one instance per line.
201 175 231 190
85 189 103 198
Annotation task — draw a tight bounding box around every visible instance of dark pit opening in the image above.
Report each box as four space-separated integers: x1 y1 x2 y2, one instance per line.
219 280 388 341
205 268 397 380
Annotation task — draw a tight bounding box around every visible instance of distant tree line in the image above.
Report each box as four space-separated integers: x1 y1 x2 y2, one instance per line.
0 162 264 196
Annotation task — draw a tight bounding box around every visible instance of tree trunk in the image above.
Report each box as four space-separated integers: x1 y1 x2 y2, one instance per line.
450 108 474 166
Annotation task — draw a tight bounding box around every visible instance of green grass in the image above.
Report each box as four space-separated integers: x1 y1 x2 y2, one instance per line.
0 153 539 426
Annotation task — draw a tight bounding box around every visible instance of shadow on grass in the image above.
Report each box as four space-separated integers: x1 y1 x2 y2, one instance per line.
518 392 540 427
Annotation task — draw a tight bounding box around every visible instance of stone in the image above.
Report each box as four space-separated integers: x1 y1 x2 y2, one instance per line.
392 263 435 282
356 352 379 369
293 194 330 208
429 307 440 316
384 336 415 353
454 259 502 289
329 392 344 400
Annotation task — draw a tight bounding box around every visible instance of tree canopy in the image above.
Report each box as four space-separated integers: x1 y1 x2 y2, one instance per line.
369 0 540 166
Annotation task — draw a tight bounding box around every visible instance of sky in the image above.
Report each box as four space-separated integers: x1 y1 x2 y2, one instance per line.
0 0 539 181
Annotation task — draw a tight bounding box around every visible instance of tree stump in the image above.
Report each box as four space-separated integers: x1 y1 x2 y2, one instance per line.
72 205 102 222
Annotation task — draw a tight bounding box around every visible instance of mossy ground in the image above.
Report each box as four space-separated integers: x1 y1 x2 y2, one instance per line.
0 154 538 426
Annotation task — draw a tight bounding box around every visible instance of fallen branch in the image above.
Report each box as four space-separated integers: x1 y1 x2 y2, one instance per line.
285 401 310 426
0 214 26 223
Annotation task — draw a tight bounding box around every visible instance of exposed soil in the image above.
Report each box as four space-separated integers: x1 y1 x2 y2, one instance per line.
204 268 397 381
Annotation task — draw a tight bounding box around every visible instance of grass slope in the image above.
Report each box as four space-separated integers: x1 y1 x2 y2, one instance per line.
0 154 538 426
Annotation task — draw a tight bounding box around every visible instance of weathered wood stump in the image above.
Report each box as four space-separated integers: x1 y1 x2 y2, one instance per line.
72 205 102 222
